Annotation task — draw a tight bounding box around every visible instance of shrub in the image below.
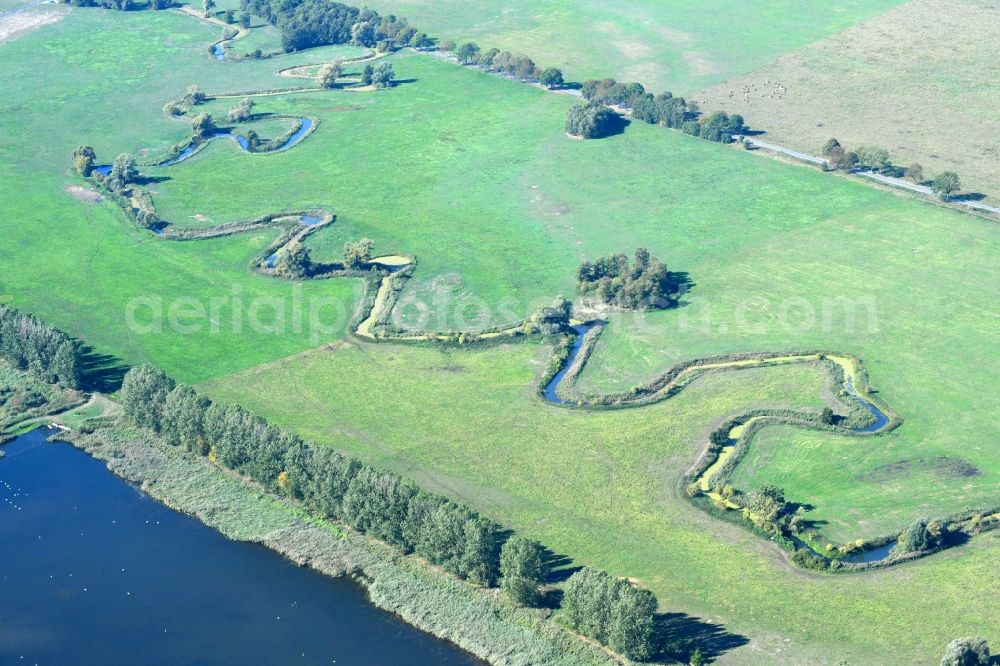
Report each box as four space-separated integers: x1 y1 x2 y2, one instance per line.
565 102 617 139
940 637 990 666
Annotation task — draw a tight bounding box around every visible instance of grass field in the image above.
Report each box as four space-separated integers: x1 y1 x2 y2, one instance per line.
2 6 998 664
695 0 1000 204
363 0 904 93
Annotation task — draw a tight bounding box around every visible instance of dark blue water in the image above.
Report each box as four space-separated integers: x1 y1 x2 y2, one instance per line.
843 540 897 564
213 42 225 60
0 429 482 666
851 399 889 433
542 324 594 404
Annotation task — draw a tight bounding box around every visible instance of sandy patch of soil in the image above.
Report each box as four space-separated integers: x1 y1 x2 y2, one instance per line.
0 5 65 44
64 183 102 204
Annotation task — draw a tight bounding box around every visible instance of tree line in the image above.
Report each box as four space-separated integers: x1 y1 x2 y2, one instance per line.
577 248 687 310
821 138 962 200
118 364 660 658
449 42 564 87
579 77 744 144
0 306 80 389
239 0 425 52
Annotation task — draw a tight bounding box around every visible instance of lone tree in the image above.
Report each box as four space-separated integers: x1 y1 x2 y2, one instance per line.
72 145 96 176
930 171 960 200
318 62 342 88
499 535 546 606
191 112 217 139
820 407 835 425
409 31 431 49
821 137 841 157
565 102 617 139
455 41 480 64
226 97 254 123
106 153 138 192
905 162 924 183
202 0 214 17
360 64 374 86
940 637 990 666
370 62 394 88
343 238 373 269
224 9 234 23
240 12 250 29
539 67 564 89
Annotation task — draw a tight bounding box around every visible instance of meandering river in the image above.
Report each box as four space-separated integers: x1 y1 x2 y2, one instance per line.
0 429 482 665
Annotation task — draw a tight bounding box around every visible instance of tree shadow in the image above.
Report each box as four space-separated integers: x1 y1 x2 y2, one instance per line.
653 612 750 663
540 545 581 583
76 345 129 393
950 192 986 202
597 115 630 138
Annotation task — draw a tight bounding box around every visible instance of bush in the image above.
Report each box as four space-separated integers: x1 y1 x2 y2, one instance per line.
565 102 617 139
538 67 563 88
931 171 961 200
940 637 990 666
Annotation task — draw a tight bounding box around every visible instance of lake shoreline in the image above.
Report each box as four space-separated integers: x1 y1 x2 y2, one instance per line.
55 424 616 666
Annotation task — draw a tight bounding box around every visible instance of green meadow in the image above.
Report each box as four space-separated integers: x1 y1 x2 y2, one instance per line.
363 0 904 92
1 6 997 663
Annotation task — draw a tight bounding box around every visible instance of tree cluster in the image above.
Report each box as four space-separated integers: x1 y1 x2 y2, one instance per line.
447 42 556 84
562 567 658 660
526 296 572 335
576 249 685 310
0 306 80 388
240 0 416 53
565 102 618 139
104 153 139 193
360 62 394 88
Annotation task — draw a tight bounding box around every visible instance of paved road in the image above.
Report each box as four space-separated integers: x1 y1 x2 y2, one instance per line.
0 0 50 18
423 51 998 217
741 136 999 215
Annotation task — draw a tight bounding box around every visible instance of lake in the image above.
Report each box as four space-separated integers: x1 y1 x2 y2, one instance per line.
0 429 482 666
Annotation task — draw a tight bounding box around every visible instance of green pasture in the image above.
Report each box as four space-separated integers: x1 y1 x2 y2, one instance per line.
1 7 997 663
203 341 999 665
363 0 903 93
